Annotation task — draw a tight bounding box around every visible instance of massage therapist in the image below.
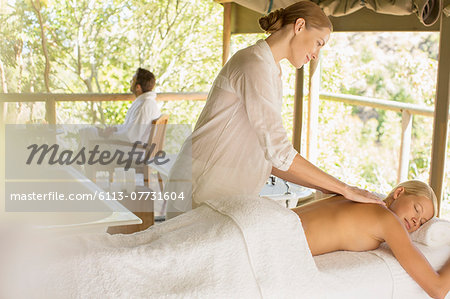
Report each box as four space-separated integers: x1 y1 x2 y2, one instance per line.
165 1 384 216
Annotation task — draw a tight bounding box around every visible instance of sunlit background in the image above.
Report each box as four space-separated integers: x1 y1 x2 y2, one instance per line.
1 0 448 218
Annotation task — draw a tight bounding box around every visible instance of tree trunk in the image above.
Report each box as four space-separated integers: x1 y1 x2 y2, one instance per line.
30 54 36 93
0 59 7 123
0 59 7 93
31 0 51 93
14 39 23 93
14 38 35 123
92 62 105 124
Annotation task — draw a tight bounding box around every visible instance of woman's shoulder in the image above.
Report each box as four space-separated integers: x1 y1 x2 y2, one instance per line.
358 202 399 223
336 203 403 244
363 203 406 239
338 201 399 228
228 43 271 73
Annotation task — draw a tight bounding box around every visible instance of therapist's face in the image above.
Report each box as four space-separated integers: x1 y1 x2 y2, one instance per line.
287 18 330 69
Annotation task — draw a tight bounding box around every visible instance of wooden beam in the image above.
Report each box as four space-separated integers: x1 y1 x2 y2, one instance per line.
398 110 412 183
231 3 264 34
0 102 5 123
157 92 208 101
320 92 436 117
329 8 440 32
45 98 56 124
0 92 208 103
307 59 320 164
0 100 4 212
293 67 304 153
230 4 440 34
0 93 134 103
429 11 450 217
223 3 232 66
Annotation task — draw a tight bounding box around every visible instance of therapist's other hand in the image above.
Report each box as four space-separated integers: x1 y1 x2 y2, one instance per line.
342 185 386 206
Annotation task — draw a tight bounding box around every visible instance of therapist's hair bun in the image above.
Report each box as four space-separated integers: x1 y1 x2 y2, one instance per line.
259 1 332 34
259 8 285 33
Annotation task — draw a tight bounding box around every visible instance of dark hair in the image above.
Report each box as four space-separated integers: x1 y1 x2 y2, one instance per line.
135 68 156 92
259 1 332 34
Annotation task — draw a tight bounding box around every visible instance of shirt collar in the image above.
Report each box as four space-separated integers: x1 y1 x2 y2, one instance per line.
136 91 156 101
256 39 282 76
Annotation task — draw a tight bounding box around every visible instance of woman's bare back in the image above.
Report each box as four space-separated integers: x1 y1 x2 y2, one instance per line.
292 193 450 298
292 196 386 255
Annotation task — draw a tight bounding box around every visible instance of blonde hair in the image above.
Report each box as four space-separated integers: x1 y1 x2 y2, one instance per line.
385 180 438 217
258 1 333 34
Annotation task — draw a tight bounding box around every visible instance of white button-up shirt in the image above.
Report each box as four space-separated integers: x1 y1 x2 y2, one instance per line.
113 91 161 143
166 39 298 211
79 91 161 149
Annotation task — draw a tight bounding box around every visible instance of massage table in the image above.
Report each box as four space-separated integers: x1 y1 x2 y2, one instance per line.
1 195 448 298
315 241 449 298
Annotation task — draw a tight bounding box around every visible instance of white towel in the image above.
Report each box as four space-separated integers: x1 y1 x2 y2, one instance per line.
410 217 450 247
371 241 450 299
1 195 320 299
204 195 321 298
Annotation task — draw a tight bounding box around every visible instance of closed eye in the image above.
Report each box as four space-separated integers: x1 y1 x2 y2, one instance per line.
418 203 427 225
414 205 423 224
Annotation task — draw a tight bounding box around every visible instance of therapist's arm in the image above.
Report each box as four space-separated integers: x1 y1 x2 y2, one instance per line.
272 154 385 205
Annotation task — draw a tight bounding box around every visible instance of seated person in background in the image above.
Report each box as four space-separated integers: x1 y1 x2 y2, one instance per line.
80 67 161 146
293 180 450 298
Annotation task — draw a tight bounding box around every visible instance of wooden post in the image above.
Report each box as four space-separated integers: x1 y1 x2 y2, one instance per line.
0 61 8 122
398 110 412 183
222 3 232 66
430 11 450 217
293 67 304 153
45 97 56 124
0 101 5 124
0 98 4 210
0 131 4 211
307 59 320 164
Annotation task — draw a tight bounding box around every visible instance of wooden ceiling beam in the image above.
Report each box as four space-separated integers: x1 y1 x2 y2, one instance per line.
229 3 440 33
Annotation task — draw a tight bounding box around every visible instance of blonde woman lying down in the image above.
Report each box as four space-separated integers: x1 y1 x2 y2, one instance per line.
292 180 450 299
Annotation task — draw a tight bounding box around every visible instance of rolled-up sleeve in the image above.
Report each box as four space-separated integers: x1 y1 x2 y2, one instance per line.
231 60 298 171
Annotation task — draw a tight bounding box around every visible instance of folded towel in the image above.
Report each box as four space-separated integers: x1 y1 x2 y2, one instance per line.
204 195 321 298
410 217 450 247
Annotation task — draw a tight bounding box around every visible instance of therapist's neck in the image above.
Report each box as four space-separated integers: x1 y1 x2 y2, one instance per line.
265 25 292 64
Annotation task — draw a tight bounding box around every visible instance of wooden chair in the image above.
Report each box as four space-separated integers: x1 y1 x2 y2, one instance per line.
88 114 169 235
86 114 169 191
145 114 170 191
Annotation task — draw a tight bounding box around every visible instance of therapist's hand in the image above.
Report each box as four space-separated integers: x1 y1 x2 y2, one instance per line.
342 185 386 206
